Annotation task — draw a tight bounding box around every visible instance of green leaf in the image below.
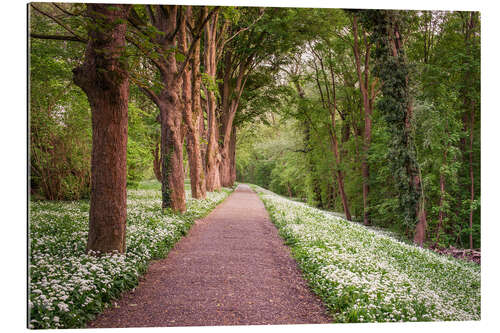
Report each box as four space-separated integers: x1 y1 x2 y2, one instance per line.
175 53 186 63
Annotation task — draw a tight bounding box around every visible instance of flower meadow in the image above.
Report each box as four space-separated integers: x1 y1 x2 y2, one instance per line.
251 185 480 323
28 183 232 329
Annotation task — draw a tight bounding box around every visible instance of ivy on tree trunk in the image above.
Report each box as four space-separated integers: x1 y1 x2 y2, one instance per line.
368 10 427 245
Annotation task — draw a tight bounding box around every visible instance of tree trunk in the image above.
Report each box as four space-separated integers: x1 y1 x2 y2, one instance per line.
468 106 475 249
229 126 237 184
312 49 352 220
413 205 427 246
464 13 477 250
73 4 130 254
409 103 427 246
304 121 323 208
159 97 185 212
219 53 248 187
434 151 447 246
204 10 221 191
380 11 427 246
157 5 186 212
181 6 206 199
353 15 373 226
287 182 292 198
329 69 352 221
328 123 351 220
199 100 207 173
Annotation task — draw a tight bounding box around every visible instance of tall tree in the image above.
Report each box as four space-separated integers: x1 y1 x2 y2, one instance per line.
180 6 207 199
351 12 379 225
127 5 217 211
369 10 428 246
72 4 131 253
310 43 353 221
152 5 186 212
203 8 222 191
460 12 480 249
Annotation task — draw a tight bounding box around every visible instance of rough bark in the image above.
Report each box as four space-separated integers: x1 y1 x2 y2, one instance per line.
159 91 185 212
229 126 237 184
129 5 217 206
180 6 206 199
133 5 186 212
219 55 248 187
158 6 186 212
412 173 428 246
199 99 208 173
204 10 221 191
137 5 215 212
72 4 131 254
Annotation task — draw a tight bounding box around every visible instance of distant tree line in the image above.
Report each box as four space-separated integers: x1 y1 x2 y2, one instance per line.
236 9 480 250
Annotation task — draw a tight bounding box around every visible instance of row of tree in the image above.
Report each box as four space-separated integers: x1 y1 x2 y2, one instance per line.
30 3 316 253
30 5 480 251
236 9 480 249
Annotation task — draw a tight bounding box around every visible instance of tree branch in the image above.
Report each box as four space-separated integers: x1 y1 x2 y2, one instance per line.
30 4 87 43
175 6 220 80
129 74 162 108
146 5 156 26
286 147 312 154
51 3 81 17
126 32 166 74
30 33 86 43
221 8 266 50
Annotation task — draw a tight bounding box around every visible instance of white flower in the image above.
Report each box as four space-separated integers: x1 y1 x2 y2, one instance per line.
58 302 69 312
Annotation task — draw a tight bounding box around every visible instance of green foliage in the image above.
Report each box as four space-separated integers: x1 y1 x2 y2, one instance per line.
126 104 154 188
367 10 422 229
221 6 241 23
411 11 481 248
201 73 220 99
236 9 480 249
30 3 480 251
29 15 91 200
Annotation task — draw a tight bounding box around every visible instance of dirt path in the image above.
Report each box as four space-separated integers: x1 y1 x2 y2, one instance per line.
88 184 331 328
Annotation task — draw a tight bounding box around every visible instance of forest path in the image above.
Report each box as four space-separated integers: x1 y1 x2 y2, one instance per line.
88 184 331 328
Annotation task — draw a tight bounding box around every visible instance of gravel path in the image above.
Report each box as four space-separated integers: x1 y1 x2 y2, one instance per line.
88 184 331 328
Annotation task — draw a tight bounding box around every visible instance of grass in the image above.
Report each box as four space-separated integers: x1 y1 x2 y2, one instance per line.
250 184 480 323
28 180 232 329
